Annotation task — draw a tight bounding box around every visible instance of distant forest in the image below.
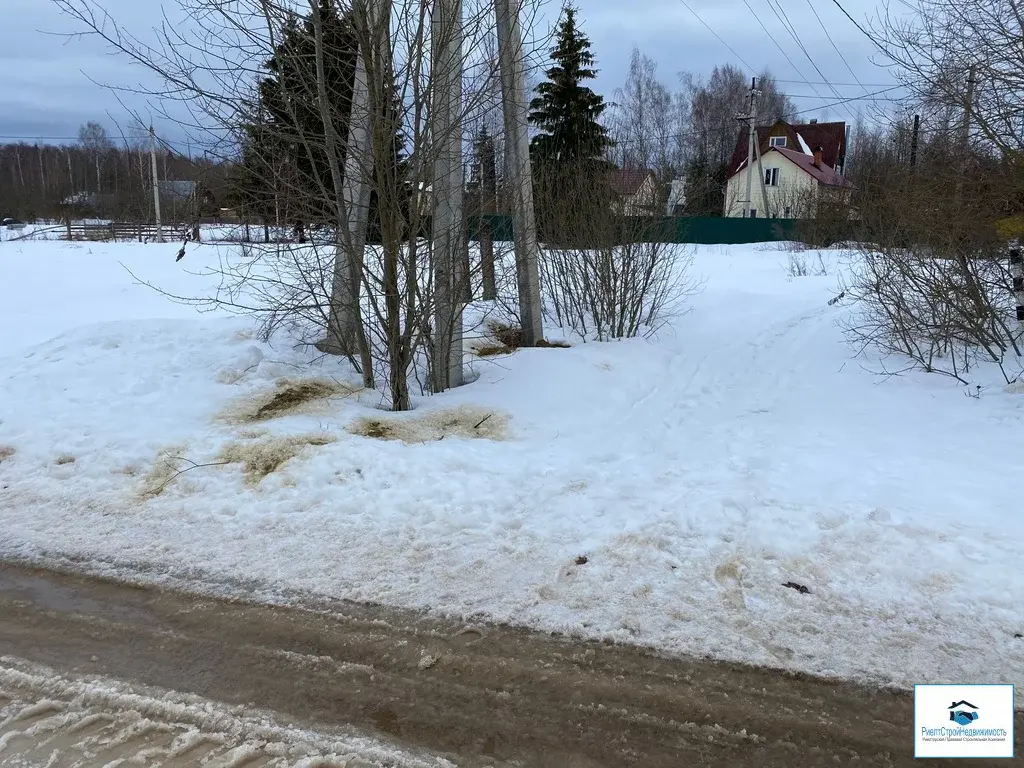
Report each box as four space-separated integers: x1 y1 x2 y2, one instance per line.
0 138 233 222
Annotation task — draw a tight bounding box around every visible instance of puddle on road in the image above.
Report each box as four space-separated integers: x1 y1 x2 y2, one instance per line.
0 567 157 626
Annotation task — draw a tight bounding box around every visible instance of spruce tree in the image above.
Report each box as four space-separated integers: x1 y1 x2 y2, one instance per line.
528 5 613 168
231 0 407 236
528 5 613 241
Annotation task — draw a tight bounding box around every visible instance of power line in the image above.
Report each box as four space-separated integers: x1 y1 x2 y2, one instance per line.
830 0 892 61
782 92 901 101
739 0 826 100
675 0 756 74
0 134 193 147
805 0 869 97
762 0 845 102
789 85 903 117
775 79 899 87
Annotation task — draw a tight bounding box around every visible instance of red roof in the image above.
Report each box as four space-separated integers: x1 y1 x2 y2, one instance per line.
608 168 656 196
773 148 853 188
728 120 847 176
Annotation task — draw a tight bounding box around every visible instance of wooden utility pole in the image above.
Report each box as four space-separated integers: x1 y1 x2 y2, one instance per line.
149 126 163 242
752 127 770 218
476 126 498 301
495 0 543 345
430 0 465 392
955 65 976 204
742 77 758 218
909 113 920 168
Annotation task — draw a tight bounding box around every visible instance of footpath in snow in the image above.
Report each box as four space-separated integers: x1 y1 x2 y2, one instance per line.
0 239 1021 703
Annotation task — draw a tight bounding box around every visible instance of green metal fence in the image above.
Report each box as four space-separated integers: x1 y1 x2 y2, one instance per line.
466 214 825 245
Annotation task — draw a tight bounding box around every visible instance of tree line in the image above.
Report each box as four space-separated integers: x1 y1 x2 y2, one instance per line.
0 122 231 222
4 2 803 226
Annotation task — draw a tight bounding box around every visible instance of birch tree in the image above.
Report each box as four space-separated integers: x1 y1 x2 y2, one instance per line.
52 0 545 410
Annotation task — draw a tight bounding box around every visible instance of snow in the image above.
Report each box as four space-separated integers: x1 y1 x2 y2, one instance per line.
1 239 1022 704
796 132 813 155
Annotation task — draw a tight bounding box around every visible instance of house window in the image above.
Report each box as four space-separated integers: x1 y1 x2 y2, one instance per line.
764 167 779 186
769 136 787 148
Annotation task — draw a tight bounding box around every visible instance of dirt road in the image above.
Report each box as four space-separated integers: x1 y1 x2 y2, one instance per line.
0 563 1018 767
0 656 441 767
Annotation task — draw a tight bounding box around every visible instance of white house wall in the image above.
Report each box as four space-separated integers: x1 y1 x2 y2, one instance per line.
724 152 818 218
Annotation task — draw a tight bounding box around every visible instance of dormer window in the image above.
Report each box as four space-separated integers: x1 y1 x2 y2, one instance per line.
769 136 787 148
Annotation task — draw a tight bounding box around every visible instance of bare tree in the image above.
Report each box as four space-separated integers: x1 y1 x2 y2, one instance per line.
869 0 1024 157
53 0 546 411
841 138 1024 382
609 47 674 181
819 0 1024 382
679 65 793 216
537 160 699 340
78 121 113 194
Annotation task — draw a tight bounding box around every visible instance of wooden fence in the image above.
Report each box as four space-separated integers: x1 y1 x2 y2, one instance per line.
63 222 188 242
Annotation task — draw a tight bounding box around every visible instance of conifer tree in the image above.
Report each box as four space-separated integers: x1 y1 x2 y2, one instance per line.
528 5 613 168
528 4 613 241
230 0 407 237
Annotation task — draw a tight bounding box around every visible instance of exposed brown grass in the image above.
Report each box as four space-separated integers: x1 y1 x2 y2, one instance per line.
0 445 14 463
54 454 76 466
474 344 514 357
487 320 523 349
219 377 358 425
485 320 571 350
536 338 572 348
349 405 508 443
218 433 336 485
138 444 190 500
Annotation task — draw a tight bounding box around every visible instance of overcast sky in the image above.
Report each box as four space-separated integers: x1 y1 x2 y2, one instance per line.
2 0 899 152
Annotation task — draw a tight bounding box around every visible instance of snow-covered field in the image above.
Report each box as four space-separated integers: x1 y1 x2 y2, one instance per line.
1 238 1021 703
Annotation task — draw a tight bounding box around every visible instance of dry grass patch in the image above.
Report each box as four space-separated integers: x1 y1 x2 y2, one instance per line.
485 320 571 350
349 405 508 443
218 433 336 485
0 445 14 463
220 377 358 425
487 320 524 349
138 444 190 500
54 453 76 466
474 344 514 358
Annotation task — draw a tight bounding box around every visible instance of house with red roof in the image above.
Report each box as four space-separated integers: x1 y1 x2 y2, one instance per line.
723 119 854 218
608 168 660 216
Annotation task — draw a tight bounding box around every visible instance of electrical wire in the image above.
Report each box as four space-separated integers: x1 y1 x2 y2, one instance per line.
804 0 869 97
739 0 826 100
675 0 757 74
761 0 845 101
775 79 897 87
830 0 892 60
788 85 903 117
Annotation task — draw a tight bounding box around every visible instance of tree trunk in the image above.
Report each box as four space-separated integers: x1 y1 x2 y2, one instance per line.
495 0 543 344
312 0 375 389
430 0 465 392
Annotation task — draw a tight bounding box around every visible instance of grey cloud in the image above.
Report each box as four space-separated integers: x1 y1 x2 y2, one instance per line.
0 0 895 146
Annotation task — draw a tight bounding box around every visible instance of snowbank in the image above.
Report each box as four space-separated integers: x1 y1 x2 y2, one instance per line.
0 239 1021 703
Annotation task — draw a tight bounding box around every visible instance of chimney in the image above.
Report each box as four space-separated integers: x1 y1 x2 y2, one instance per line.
813 146 823 168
